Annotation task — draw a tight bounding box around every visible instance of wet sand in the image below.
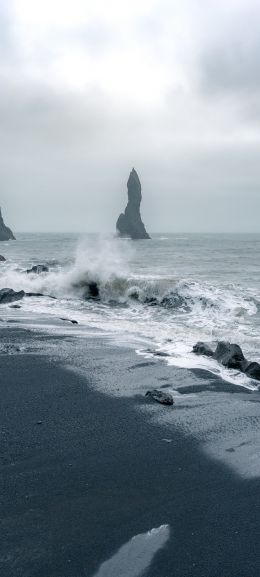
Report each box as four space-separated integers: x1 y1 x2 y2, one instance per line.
0 327 260 577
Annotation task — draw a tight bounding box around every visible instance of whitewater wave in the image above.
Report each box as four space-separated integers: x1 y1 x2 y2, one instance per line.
0 265 257 321
1 236 259 389
0 239 257 322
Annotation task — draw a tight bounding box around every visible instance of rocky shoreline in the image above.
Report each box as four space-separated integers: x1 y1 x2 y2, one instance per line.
193 340 260 382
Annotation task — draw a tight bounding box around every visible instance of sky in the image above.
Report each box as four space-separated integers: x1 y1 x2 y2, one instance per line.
0 0 260 233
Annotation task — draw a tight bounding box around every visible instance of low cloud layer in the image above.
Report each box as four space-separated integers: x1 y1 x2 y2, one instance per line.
0 0 260 233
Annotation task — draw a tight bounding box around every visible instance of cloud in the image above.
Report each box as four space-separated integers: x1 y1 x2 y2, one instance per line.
0 0 259 232
199 1 260 97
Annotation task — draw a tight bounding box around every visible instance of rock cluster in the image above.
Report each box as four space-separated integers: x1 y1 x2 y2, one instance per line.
27 265 49 274
0 208 15 241
116 169 150 239
193 340 260 382
0 288 53 304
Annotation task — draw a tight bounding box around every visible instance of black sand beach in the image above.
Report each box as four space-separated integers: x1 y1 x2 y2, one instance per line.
0 327 260 577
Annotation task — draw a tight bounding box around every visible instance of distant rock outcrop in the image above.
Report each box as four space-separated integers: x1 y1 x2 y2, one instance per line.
116 169 150 239
0 208 15 241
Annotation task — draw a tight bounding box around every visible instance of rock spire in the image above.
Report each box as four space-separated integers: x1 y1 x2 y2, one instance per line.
116 169 150 239
0 208 15 241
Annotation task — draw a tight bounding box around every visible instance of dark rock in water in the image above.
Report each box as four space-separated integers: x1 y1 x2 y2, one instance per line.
60 318 79 325
9 304 22 309
244 362 260 382
193 342 214 357
128 289 140 301
0 255 6 262
0 208 15 241
154 351 170 357
214 341 246 370
77 280 100 299
161 293 188 310
27 264 49 274
146 389 174 406
116 168 150 240
0 288 25 304
88 281 99 298
25 292 45 298
144 297 158 306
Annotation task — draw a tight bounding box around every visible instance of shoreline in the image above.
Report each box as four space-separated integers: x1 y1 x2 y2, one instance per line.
0 326 260 577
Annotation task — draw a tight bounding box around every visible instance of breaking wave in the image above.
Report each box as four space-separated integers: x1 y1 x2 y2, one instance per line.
1 235 259 388
0 238 257 321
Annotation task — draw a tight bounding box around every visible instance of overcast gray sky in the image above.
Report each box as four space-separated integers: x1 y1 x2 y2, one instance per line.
1 0 260 233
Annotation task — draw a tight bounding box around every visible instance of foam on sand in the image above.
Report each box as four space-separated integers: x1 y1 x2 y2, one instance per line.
92 525 170 577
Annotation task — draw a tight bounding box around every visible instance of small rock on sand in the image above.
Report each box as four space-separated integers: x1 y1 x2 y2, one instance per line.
145 389 174 406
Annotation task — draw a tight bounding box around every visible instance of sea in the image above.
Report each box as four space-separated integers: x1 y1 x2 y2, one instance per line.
1 232 260 390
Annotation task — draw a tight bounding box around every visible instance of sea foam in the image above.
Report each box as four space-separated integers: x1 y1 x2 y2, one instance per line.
92 525 170 577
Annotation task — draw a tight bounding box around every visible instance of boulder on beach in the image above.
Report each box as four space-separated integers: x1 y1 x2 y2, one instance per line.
193 341 214 357
0 208 15 241
145 389 174 406
192 339 260 382
116 169 150 240
245 362 260 381
0 288 53 304
0 288 25 304
213 341 246 371
26 265 49 274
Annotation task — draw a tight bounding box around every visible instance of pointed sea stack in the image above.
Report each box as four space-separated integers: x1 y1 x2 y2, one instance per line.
116 169 150 239
0 208 15 241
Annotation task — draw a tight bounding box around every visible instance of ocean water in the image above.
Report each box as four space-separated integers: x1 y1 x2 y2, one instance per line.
1 232 260 388
1 232 260 482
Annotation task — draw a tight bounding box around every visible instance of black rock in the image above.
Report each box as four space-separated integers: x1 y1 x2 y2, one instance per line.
244 362 260 382
161 294 187 310
9 304 22 309
144 297 158 306
193 342 214 357
128 289 140 301
145 389 174 406
116 169 150 240
0 208 15 241
0 288 25 304
0 255 6 262
76 280 100 299
214 341 246 370
25 292 45 298
88 282 99 298
27 265 49 274
60 318 79 325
